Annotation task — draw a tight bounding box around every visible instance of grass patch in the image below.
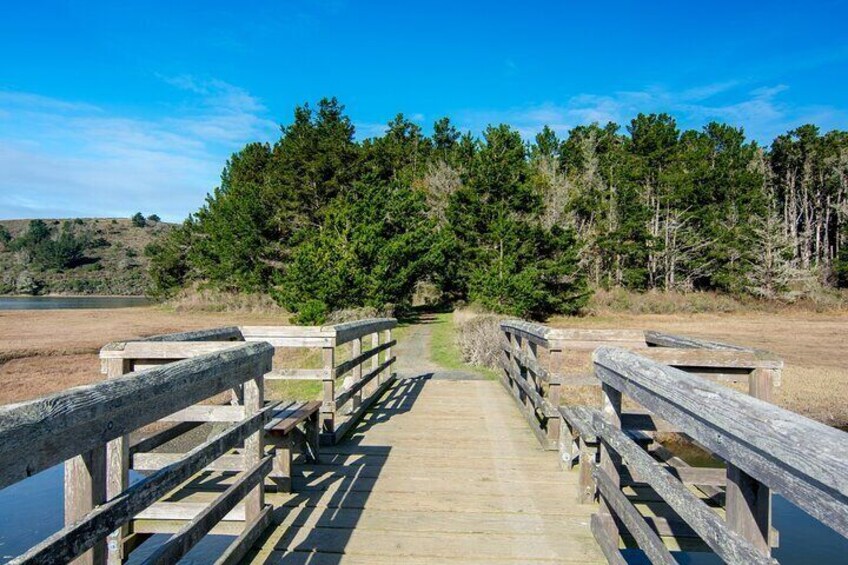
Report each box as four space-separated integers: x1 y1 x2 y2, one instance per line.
430 312 499 380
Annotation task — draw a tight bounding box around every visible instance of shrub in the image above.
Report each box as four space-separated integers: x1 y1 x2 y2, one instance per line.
131 212 147 227
453 307 504 369
166 284 285 313
293 299 329 325
146 214 161 223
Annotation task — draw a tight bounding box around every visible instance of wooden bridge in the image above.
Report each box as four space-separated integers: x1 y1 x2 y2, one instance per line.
0 317 846 564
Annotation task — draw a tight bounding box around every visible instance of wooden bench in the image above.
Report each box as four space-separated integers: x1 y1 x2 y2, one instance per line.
265 400 321 492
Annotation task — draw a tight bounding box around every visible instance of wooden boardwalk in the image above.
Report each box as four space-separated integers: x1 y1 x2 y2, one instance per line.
250 373 605 564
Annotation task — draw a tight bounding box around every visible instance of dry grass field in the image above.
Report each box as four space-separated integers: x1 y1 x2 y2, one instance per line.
0 306 291 405
548 310 848 427
2 306 846 428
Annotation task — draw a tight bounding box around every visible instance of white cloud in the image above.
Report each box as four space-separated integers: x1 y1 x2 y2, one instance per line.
455 82 847 144
0 79 279 221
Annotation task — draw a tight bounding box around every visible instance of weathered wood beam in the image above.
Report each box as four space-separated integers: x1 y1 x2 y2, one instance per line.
329 318 397 346
594 346 848 539
7 402 279 565
140 456 273 565
0 342 274 490
588 407 777 565
334 340 395 378
594 465 676 564
335 358 395 408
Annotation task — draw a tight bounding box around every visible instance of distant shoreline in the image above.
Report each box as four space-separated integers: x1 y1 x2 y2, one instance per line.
0 293 150 299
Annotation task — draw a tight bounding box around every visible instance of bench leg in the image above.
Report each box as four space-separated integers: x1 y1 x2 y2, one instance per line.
304 412 320 464
272 435 292 493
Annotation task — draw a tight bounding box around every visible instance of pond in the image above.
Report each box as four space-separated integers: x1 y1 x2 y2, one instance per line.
0 296 152 310
0 465 231 563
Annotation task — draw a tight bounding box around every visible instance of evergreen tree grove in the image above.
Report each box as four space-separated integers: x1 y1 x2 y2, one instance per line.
146 98 848 321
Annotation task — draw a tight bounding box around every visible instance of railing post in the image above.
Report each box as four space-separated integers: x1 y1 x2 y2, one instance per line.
383 327 393 383
321 345 336 444
749 367 776 403
65 447 107 565
501 330 513 392
597 382 622 543
104 358 132 565
726 465 771 555
546 348 562 445
726 366 774 555
243 357 268 522
512 334 527 408
370 331 380 393
348 337 363 414
577 436 597 503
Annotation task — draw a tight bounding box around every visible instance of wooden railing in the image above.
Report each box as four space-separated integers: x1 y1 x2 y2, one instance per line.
0 341 275 565
0 317 398 565
499 320 564 449
499 321 783 452
240 318 397 444
568 347 848 563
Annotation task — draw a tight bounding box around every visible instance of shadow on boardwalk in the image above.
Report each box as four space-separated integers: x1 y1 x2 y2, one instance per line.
252 375 430 564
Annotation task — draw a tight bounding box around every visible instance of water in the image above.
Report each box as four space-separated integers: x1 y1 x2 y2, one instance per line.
0 465 232 563
0 296 151 310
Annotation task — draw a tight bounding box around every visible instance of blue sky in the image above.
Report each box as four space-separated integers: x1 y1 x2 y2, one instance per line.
2 1 847 221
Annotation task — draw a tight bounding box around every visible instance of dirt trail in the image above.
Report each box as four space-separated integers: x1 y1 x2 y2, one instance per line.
394 315 484 380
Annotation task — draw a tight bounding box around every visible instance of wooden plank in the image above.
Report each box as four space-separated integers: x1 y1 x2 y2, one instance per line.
590 514 628 565
264 369 325 381
639 348 782 369
331 374 396 443
502 342 552 382
587 408 776 565
7 403 279 565
498 368 555 450
594 466 675 564
214 504 273 565
266 401 322 435
727 464 771 554
240 325 334 347
499 319 551 348
135 502 245 522
622 463 726 487
243 372 264 523
594 346 848 538
644 330 753 351
131 453 244 473
103 357 131 565
100 341 242 360
329 318 397 346
499 356 556 417
129 422 202 456
335 358 395 407
141 456 272 565
0 342 274 491
334 340 395 378
137 327 243 343
320 347 335 440
158 404 244 423
597 381 622 548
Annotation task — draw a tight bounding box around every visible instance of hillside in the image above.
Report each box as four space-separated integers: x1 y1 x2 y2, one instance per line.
0 217 173 296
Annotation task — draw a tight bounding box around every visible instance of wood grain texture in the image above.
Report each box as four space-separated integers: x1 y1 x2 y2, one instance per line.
9 402 280 565
0 342 274 490
594 346 848 538
588 408 777 565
